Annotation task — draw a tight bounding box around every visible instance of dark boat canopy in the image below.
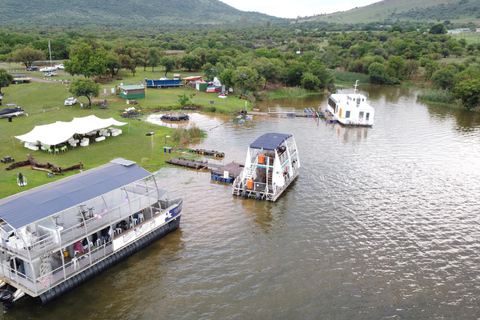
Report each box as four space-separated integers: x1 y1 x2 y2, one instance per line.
249 133 292 151
0 159 151 231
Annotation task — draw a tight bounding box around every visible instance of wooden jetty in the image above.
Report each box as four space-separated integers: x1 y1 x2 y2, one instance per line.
165 157 208 169
210 162 244 183
267 107 319 117
165 157 243 183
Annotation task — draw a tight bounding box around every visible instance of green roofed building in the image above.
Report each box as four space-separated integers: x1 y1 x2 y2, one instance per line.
117 85 146 99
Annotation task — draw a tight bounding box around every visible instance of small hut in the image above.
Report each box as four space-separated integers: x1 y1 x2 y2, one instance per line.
117 85 146 100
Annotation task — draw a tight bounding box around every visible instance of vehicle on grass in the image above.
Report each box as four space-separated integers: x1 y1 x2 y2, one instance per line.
64 97 77 106
26 66 39 71
43 71 57 77
0 104 24 119
54 64 64 69
39 66 57 72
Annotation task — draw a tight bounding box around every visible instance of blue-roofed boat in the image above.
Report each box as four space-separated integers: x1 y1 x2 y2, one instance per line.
0 159 183 309
232 133 300 202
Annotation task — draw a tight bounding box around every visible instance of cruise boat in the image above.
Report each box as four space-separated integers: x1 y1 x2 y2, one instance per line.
232 133 300 202
0 159 183 309
325 80 374 127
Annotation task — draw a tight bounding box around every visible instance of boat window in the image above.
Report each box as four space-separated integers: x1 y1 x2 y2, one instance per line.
366 113 370 121
359 111 364 118
345 111 351 118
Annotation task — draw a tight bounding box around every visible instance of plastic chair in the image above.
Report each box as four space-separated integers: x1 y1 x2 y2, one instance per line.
47 148 53 154
54 148 59 154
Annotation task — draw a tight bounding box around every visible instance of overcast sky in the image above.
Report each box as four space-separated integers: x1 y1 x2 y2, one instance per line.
220 0 380 19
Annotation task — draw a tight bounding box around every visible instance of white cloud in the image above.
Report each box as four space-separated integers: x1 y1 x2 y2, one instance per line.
220 0 380 19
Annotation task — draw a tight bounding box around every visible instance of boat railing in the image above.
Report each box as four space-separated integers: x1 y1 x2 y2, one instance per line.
1 240 114 296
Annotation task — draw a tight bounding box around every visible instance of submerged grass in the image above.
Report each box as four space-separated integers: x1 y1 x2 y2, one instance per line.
417 89 461 107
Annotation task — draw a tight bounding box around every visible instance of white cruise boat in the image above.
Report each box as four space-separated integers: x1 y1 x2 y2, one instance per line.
325 80 374 127
232 133 300 202
0 159 183 309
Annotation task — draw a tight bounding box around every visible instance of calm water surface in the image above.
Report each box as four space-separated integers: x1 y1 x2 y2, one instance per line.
6 86 480 319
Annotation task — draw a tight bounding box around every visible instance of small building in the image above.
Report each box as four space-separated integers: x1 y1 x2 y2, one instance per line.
195 81 208 92
117 85 146 100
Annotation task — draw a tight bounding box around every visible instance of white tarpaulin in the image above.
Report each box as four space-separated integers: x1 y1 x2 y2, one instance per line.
15 115 127 146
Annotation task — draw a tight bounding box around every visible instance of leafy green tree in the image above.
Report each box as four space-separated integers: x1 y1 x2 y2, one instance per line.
181 54 202 71
387 56 406 80
65 43 107 78
301 72 321 91
160 56 176 77
202 63 219 81
368 62 388 84
429 24 447 35
282 62 307 87
11 47 46 68
219 69 234 89
69 78 100 107
147 48 162 72
423 61 441 80
106 54 122 77
0 69 13 95
455 78 480 110
232 67 264 93
431 67 458 90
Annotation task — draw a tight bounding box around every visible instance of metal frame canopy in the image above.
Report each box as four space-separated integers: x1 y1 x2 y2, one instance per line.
0 159 150 231
249 133 292 151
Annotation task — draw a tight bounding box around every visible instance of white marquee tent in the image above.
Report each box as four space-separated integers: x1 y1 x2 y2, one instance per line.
15 115 127 146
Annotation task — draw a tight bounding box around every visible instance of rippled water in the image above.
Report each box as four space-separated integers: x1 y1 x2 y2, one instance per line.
7 86 480 319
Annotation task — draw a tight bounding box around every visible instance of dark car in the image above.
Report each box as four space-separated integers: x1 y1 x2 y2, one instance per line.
26 66 39 71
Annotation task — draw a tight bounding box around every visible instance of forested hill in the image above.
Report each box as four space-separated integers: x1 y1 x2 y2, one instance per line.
0 0 280 27
303 0 479 24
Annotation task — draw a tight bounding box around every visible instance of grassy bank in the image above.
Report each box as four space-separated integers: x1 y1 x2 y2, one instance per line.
417 89 462 108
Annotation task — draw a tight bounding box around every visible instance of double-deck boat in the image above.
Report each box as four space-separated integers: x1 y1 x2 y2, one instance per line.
232 133 300 202
0 159 183 309
325 80 375 127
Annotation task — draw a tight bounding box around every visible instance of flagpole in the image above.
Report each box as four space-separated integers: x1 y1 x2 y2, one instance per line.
48 41 52 67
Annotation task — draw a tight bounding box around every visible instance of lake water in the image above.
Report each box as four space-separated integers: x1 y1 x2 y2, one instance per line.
7 85 480 319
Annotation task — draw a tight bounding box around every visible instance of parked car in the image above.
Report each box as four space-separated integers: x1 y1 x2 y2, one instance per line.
26 66 39 71
39 66 57 72
64 97 78 106
55 64 65 69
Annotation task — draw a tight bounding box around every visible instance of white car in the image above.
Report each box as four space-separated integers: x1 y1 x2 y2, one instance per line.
55 64 65 69
64 97 78 106
39 66 57 72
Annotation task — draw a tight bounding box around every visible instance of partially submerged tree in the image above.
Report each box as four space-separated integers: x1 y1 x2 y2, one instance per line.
11 47 46 68
69 78 100 107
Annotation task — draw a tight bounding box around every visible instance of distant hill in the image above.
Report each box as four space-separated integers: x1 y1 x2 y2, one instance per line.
0 0 281 27
302 0 479 24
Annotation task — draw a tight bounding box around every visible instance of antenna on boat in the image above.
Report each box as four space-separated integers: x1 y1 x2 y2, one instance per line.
353 80 359 95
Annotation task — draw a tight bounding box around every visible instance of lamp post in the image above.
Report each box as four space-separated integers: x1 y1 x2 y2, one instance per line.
165 135 170 145
146 132 154 159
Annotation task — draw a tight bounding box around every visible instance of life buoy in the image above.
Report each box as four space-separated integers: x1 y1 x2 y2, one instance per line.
359 118 363 122
43 276 51 289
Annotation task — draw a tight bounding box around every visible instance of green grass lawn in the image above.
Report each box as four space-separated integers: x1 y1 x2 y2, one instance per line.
0 66 250 199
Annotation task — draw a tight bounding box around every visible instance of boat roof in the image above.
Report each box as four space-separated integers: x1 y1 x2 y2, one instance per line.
250 133 292 151
0 159 151 231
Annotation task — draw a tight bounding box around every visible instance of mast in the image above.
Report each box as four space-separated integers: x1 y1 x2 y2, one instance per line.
353 80 359 95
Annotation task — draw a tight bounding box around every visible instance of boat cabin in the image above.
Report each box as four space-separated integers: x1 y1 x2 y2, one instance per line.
232 133 300 202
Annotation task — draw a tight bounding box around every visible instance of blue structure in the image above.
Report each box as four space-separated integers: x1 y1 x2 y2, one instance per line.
145 78 183 88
